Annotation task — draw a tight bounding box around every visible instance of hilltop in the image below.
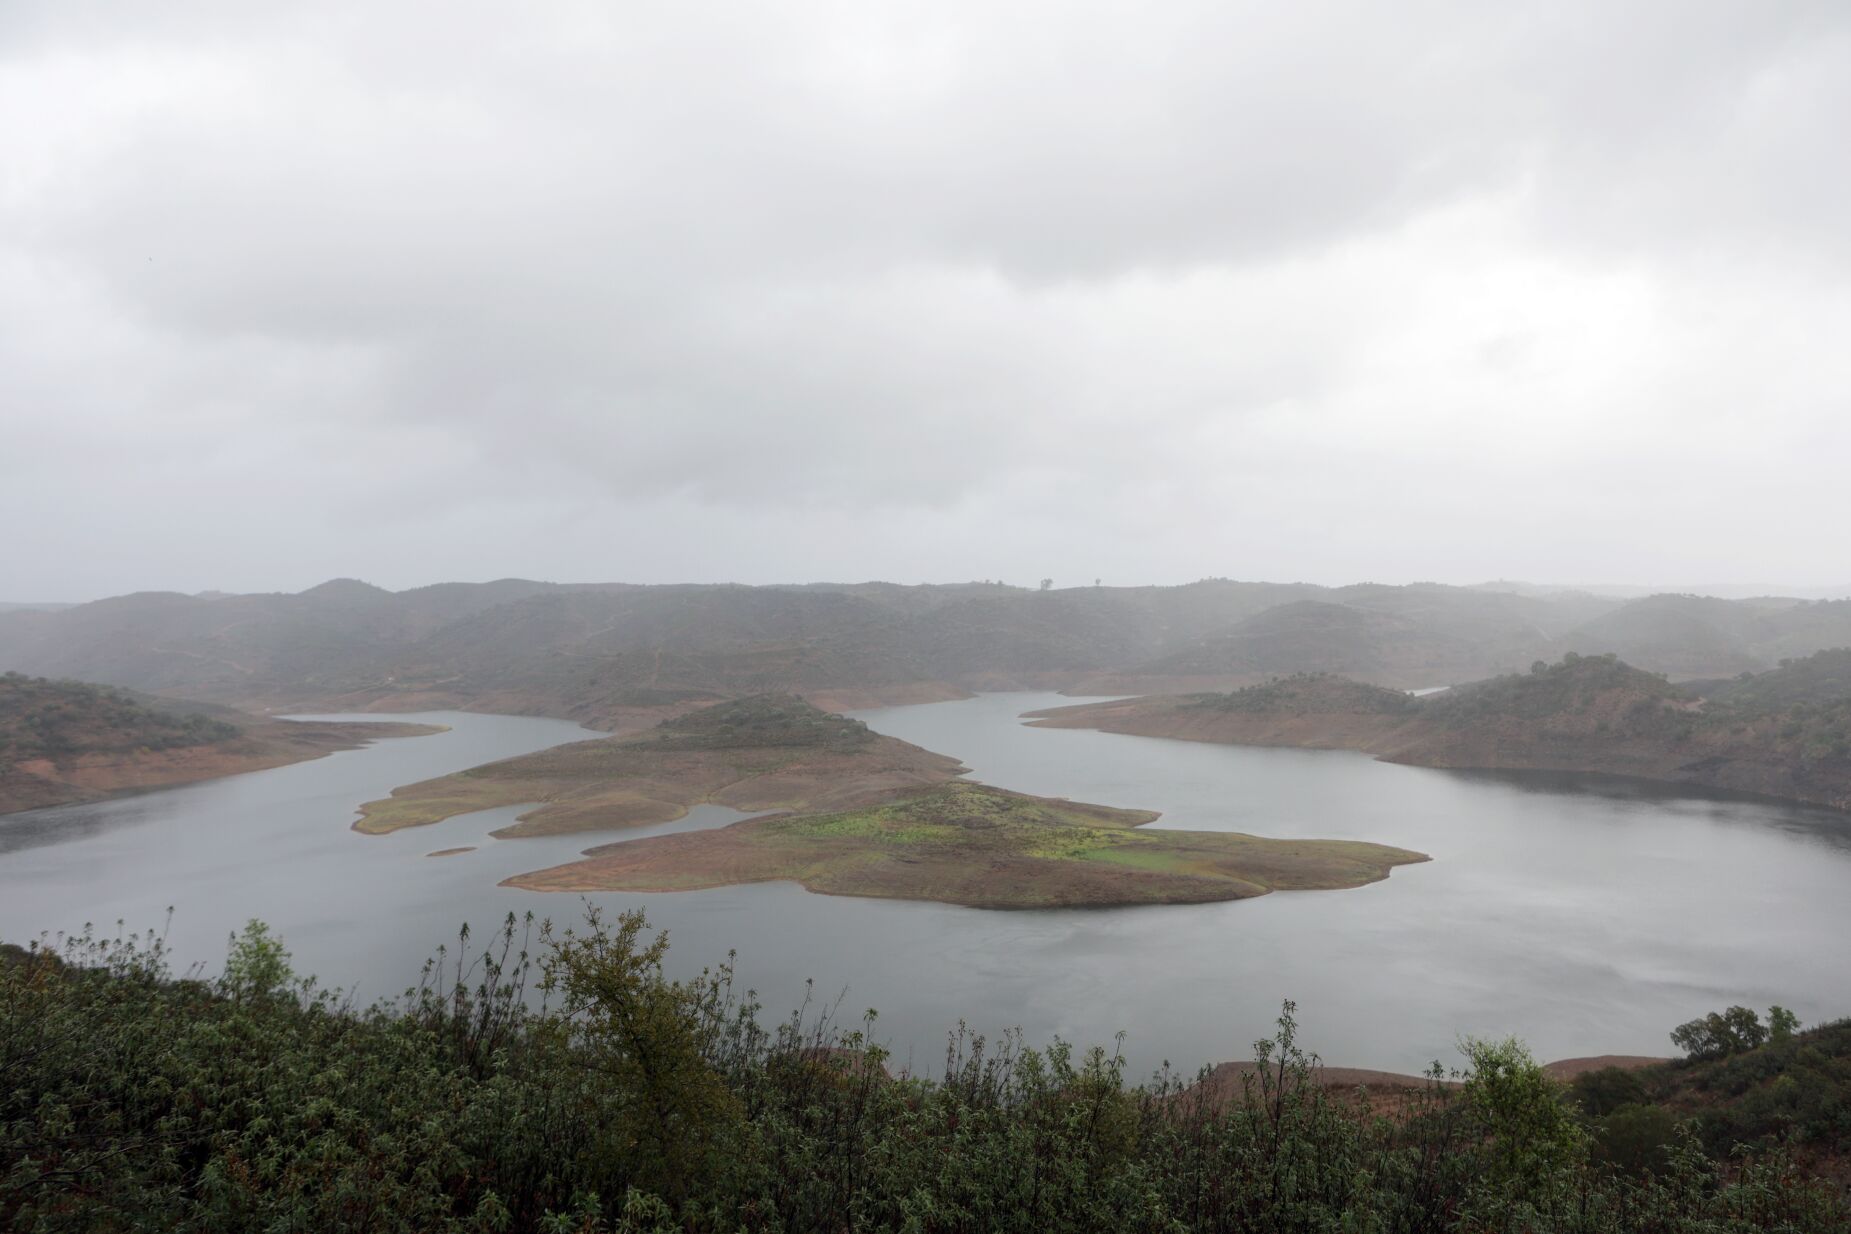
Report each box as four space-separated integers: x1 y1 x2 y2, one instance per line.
1033 652 1851 811
0 673 442 814
9 577 1851 728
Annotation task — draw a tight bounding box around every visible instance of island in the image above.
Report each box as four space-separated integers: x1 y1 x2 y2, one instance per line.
502 780 1428 908
354 693 1428 908
0 672 443 815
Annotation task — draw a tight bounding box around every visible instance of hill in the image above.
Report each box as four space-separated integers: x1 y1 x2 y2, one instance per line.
0 673 442 815
11 576 1851 724
1033 652 1851 811
1078 600 1482 692
354 694 968 839
1687 647 1851 710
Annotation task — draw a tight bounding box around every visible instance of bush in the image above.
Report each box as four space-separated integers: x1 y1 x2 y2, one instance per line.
3 918 1848 1232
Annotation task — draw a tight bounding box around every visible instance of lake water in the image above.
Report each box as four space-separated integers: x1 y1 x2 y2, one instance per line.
3 693 1849 1076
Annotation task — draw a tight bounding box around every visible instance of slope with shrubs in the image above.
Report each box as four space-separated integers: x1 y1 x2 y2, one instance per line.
0 672 442 815
4 915 1847 1233
1036 652 1851 812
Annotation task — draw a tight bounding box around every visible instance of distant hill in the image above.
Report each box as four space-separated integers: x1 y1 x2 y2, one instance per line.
1557 594 1782 677
1475 579 1851 602
8 577 1851 725
1688 648 1851 709
0 673 439 815
1088 599 1485 690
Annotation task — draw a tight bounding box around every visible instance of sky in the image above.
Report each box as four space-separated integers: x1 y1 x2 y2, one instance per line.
3 1 1849 601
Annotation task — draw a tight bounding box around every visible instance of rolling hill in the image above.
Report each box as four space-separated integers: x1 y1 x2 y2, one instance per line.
7 577 1851 727
0 673 440 815
1032 652 1851 812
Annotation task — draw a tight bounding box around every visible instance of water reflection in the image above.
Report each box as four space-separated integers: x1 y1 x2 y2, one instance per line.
1442 767 1851 855
0 797 161 855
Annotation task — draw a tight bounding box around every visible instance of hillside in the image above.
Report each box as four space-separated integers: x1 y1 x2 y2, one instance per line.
1075 600 1485 693
0 673 442 814
9 577 1851 725
5 917 1846 1231
1034 653 1851 812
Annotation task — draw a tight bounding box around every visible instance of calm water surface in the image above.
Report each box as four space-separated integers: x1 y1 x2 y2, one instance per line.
3 694 1849 1075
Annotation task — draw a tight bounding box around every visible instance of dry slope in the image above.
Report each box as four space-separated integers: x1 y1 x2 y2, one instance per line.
354 694 968 839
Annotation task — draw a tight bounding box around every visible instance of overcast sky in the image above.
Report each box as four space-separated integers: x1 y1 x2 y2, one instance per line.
3 2 1849 600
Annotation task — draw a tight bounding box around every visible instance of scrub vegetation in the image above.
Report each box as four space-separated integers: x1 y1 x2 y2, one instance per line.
0 672 442 815
4 916 1847 1232
0 672 238 763
1035 651 1851 812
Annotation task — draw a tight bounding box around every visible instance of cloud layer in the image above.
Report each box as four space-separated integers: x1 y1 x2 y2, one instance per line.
4 1 1849 598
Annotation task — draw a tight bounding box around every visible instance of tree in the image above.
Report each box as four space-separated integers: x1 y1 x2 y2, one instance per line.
1460 1036 1585 1202
1670 1006 1768 1061
540 908 741 1202
1039 578 1053 591
220 919 293 1004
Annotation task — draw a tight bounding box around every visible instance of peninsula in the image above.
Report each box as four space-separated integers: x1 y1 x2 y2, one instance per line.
1030 652 1851 812
0 673 442 815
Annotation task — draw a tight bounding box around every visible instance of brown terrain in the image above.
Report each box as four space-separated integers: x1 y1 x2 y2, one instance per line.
354 693 1427 908
354 694 968 839
1181 1054 1672 1121
1032 653 1851 813
502 779 1427 909
0 673 441 815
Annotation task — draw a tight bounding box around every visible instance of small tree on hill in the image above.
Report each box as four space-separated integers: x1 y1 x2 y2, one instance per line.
1670 1005 1770 1061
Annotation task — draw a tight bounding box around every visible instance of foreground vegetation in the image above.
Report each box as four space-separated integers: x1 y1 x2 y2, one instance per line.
5 916 1848 1232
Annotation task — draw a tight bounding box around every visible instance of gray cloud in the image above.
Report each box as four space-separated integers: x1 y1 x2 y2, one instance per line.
2 1 1849 599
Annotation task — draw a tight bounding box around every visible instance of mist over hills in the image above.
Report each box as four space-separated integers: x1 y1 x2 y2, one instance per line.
5 578 1851 726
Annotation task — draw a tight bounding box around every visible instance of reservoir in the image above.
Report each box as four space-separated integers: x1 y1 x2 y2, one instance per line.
3 693 1849 1075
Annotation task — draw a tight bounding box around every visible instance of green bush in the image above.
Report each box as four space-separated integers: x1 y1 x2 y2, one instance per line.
3 917 1847 1232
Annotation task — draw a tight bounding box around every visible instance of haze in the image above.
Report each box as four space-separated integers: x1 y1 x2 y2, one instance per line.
4 2 1849 600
